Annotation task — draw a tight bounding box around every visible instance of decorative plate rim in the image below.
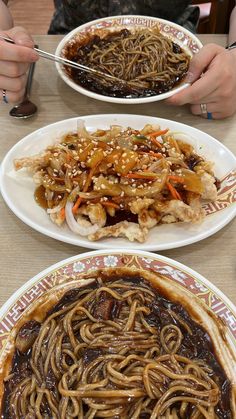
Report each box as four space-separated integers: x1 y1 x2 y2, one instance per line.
0 249 236 357
0 114 235 252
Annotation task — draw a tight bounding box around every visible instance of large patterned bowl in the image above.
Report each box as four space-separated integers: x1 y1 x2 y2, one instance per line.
1 249 236 356
55 15 202 104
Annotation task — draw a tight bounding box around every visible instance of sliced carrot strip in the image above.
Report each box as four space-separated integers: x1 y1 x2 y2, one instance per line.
124 172 157 180
60 207 66 220
166 182 182 200
150 129 169 137
72 196 82 213
149 129 169 148
149 136 162 148
149 151 163 158
101 201 120 209
138 151 163 158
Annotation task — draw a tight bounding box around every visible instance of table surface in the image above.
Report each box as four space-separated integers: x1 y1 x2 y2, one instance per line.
0 34 235 311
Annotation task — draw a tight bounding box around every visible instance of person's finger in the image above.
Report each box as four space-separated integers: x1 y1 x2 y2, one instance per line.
0 74 27 92
0 28 38 62
184 43 223 84
179 88 219 106
0 61 29 77
167 68 222 106
5 26 34 48
167 44 224 106
190 102 216 115
190 103 233 120
0 40 38 63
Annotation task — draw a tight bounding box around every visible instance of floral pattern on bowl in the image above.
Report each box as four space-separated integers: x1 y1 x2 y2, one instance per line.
0 250 235 356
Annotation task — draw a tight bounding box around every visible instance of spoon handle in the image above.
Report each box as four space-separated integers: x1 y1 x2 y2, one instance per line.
24 47 37 99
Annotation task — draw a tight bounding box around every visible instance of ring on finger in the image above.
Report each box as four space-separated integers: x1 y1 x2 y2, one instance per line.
200 103 213 120
2 89 8 104
207 112 213 120
200 103 207 115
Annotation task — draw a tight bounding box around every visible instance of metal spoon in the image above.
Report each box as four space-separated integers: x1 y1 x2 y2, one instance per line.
9 60 37 119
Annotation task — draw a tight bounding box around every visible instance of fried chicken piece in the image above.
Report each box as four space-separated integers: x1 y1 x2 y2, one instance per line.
200 172 218 201
129 198 154 214
78 203 107 228
50 211 65 226
14 152 51 172
153 199 204 223
138 208 160 229
88 221 147 242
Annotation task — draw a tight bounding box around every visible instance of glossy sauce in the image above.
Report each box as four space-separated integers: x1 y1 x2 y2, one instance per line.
34 185 47 209
64 30 189 98
106 210 138 226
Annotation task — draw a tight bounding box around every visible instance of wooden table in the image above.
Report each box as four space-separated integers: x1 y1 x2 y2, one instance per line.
0 34 235 309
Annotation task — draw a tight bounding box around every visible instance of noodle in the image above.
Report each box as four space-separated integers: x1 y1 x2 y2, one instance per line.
64 27 190 98
2 274 231 418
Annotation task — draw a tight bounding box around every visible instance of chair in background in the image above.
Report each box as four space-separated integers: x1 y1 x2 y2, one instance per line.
192 0 235 33
192 1 219 33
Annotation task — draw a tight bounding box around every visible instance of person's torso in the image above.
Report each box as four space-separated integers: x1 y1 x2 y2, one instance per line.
49 0 198 34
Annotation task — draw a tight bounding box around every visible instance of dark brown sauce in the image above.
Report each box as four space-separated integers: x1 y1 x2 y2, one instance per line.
106 210 138 226
64 29 189 98
34 185 47 209
1 275 232 418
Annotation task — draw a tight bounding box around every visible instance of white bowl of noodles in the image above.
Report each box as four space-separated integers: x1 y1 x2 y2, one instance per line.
55 15 202 104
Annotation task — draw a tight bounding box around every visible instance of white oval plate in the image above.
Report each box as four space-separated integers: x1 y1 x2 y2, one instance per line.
55 15 202 104
0 249 236 356
0 114 236 251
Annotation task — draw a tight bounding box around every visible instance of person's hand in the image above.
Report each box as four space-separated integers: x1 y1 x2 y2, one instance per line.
0 26 38 104
167 43 236 120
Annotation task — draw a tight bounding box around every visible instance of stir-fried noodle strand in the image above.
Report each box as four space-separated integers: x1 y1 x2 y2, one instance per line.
3 275 230 418
64 27 190 97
